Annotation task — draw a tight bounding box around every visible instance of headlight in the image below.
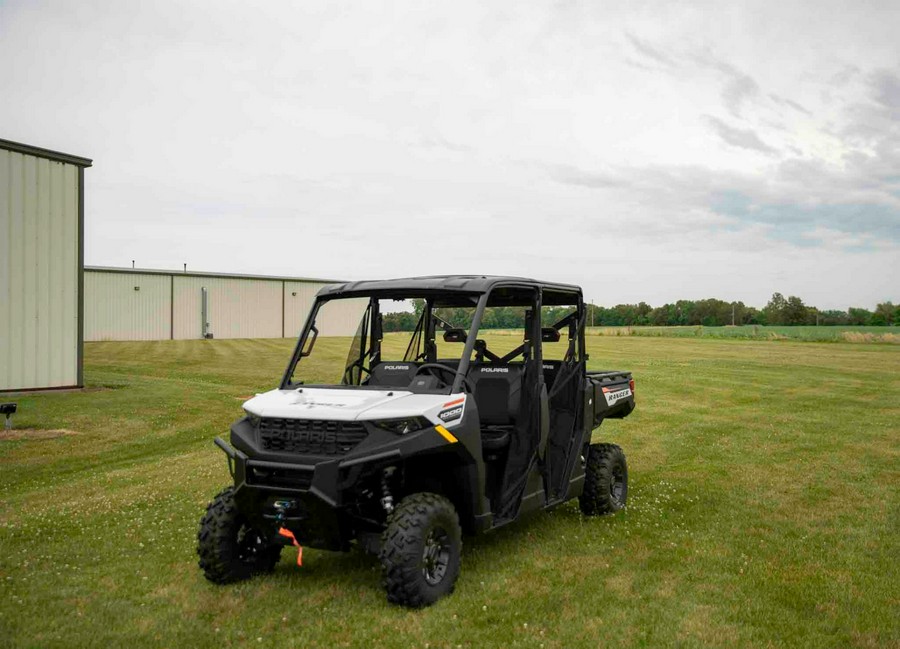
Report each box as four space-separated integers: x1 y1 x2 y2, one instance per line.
244 412 261 427
371 417 430 435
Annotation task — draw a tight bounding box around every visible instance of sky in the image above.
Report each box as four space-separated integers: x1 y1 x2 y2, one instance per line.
1 0 898 310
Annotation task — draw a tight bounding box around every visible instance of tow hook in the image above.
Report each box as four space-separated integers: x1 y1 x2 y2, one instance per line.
272 500 304 566
266 499 303 525
273 500 292 525
380 467 396 514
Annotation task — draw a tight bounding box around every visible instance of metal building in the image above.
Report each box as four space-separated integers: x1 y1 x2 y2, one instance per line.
84 267 363 342
1 139 91 392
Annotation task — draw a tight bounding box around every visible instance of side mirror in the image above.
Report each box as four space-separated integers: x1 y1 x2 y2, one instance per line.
541 327 561 342
443 328 467 343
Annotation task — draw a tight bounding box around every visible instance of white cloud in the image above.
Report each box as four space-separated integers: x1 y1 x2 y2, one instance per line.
0 0 897 309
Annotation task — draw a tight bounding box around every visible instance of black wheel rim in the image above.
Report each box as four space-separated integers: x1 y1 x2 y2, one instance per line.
236 523 266 565
421 527 451 586
610 464 625 504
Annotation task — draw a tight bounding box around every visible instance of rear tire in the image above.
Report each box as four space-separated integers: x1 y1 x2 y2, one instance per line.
380 493 462 608
579 443 628 516
197 486 282 584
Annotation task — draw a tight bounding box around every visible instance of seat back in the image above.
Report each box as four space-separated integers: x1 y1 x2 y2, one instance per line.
542 360 562 389
367 362 420 387
467 364 525 426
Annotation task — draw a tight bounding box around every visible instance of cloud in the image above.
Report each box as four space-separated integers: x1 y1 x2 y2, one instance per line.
546 163 624 189
626 34 677 69
690 51 761 117
721 73 760 118
415 136 474 154
702 115 780 156
870 69 900 119
709 191 900 246
768 93 812 116
0 0 896 309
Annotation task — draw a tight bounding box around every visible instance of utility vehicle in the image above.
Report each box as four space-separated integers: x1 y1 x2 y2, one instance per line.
198 276 635 607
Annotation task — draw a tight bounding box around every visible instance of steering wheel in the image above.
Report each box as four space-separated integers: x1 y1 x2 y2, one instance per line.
413 363 476 393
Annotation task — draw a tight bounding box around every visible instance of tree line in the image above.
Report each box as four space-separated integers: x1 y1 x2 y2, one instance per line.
584 294 897 327
382 295 898 331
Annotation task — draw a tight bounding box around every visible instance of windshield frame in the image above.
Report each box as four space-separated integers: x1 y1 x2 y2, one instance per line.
280 291 488 392
279 283 565 392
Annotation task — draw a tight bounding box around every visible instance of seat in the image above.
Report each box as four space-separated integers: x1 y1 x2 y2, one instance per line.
542 360 562 390
481 427 511 451
467 364 525 453
467 364 524 426
367 362 420 387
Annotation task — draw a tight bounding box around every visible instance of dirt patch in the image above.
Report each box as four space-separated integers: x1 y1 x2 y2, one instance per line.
0 428 80 441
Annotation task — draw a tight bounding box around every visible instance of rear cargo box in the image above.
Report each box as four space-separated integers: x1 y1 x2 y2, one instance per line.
586 370 634 426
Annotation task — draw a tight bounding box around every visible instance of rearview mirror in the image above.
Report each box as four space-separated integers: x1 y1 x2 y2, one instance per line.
443 328 467 343
541 327 561 342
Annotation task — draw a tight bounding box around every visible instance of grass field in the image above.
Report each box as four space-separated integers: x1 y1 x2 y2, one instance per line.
1 335 898 648
584 325 899 343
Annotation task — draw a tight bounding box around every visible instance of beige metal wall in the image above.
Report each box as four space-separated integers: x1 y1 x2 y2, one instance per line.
83 269 360 341
84 272 171 341
299 294 369 337
0 149 81 391
283 282 365 337
172 275 283 340
283 280 323 338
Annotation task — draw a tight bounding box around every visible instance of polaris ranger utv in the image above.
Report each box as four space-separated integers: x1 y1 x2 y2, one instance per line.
198 276 635 607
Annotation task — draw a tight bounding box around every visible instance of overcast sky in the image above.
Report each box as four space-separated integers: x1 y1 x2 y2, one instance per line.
2 1 898 309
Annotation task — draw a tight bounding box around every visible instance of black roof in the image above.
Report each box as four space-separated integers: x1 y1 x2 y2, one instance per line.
317 275 582 299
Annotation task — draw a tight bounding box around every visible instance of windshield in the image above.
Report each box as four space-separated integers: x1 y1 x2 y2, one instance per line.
285 296 436 387
283 287 560 390
285 297 369 385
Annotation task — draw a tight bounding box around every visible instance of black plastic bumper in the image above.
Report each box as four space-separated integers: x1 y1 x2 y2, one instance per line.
215 435 398 508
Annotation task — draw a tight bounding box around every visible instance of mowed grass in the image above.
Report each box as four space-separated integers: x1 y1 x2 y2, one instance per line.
584 325 899 343
1 335 898 648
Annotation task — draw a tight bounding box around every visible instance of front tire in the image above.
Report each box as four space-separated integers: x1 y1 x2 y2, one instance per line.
380 493 462 608
579 443 628 515
197 486 282 584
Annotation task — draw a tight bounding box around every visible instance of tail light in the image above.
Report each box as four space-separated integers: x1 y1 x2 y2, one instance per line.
629 378 635 392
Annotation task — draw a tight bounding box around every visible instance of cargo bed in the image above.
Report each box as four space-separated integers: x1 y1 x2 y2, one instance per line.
586 370 635 426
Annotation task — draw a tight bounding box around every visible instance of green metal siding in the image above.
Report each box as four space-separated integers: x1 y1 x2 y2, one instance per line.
84 272 171 341
81 269 362 341
0 149 80 390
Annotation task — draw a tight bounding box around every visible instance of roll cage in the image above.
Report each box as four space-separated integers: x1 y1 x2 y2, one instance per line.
280 278 587 394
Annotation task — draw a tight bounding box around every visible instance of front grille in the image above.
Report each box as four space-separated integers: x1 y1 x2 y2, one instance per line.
259 418 368 456
247 465 313 490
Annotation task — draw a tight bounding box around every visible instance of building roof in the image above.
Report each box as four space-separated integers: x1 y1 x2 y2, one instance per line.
0 138 93 167
318 275 582 298
84 269 582 299
85 265 341 284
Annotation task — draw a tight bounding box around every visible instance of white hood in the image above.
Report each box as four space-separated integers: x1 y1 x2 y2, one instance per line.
242 388 467 426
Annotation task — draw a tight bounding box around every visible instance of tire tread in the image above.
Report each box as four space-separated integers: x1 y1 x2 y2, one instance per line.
197 486 281 584
379 492 461 608
579 443 628 516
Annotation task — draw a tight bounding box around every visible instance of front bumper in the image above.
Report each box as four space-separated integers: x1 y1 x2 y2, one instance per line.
213 416 475 550
214 435 401 508
215 435 369 550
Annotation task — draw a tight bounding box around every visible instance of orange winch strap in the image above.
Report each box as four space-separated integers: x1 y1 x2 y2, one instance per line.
278 527 303 567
